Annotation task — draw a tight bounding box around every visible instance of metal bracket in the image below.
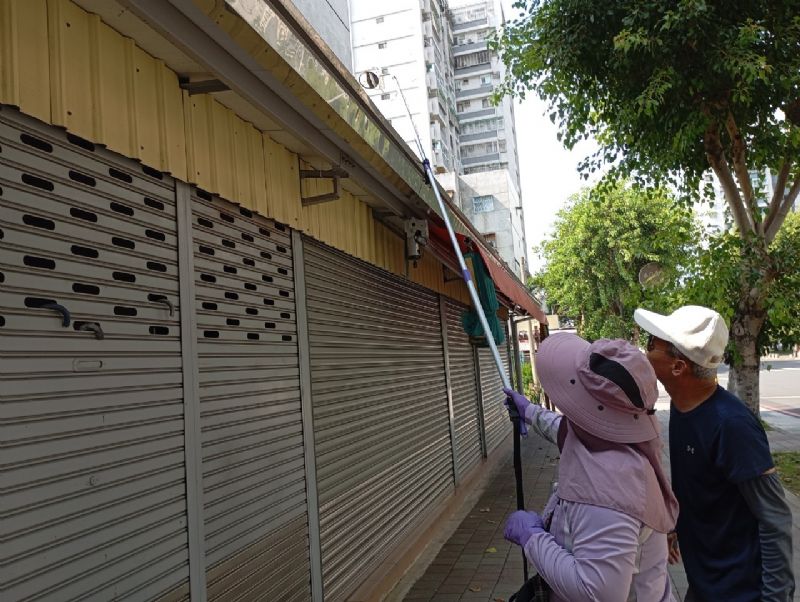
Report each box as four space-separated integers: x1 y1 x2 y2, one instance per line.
179 78 230 95
300 168 349 206
404 218 429 262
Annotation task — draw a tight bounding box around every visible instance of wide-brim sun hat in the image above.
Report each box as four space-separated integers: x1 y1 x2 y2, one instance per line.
536 333 660 444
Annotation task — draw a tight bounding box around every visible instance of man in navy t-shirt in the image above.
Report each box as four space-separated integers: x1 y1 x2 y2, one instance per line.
635 306 794 602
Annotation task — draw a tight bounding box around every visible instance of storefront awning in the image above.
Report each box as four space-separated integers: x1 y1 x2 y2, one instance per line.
427 218 546 323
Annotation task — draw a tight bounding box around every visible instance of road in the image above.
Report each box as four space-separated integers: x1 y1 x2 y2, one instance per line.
718 357 800 422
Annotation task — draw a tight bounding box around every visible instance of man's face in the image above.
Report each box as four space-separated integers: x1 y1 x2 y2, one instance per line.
646 335 684 385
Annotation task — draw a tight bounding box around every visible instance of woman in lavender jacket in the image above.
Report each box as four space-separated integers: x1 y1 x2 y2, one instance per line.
504 335 680 602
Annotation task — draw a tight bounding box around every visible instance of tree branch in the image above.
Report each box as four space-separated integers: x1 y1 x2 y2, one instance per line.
765 172 800 244
725 113 759 233
763 160 790 234
704 122 753 235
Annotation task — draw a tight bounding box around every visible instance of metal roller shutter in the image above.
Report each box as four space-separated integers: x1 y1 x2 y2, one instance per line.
445 299 483 480
478 339 513 454
303 239 453 601
0 108 189 600
189 191 310 602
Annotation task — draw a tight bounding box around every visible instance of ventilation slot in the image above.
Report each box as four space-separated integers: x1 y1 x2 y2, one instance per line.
110 202 134 216
247 333 260 340
69 170 96 187
241 233 254 242
200 274 216 283
263 298 275 306
196 189 212 201
220 213 234 223
112 237 135 249
279 290 290 297
239 207 253 218
202 302 218 311
113 271 136 282
244 283 257 291
114 306 138 316
198 218 213 228
243 258 255 267
22 173 54 191
221 239 235 249
203 331 220 338
199 246 214 256
67 133 95 151
73 283 100 295
262 275 273 283
0 271 4 283
224 292 239 300
276 245 287 253
70 207 97 222
24 256 55 270
281 312 291 319
147 262 167 272
277 268 289 276
260 251 272 259
145 229 165 242
20 133 53 153
282 335 292 341
71 245 98 258
264 322 276 329
245 308 258 315
144 197 164 211
25 296 57 308
109 167 133 183
259 228 271 237
223 266 237 274
275 223 286 232
0 316 4 327
23 214 55 230
142 165 163 180
149 326 169 335
226 318 240 326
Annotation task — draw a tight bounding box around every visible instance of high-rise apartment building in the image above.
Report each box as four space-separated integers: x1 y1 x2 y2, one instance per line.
350 0 461 173
350 0 529 277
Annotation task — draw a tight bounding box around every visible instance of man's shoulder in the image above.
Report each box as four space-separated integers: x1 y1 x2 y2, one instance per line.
710 387 761 426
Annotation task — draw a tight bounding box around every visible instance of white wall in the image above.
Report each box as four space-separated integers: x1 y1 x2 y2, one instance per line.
289 0 354 69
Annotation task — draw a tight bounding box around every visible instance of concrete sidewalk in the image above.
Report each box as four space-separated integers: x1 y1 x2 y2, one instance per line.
393 399 800 602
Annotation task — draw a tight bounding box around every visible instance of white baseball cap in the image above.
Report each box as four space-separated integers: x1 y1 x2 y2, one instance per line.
634 305 729 369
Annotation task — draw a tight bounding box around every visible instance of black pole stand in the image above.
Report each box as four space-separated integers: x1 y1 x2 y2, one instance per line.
508 401 529 581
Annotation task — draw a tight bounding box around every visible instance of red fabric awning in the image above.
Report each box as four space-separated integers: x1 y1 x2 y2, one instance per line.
427 218 546 324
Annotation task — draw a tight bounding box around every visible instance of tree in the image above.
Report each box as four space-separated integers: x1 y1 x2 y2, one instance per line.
683 211 800 360
533 181 697 341
493 1 800 411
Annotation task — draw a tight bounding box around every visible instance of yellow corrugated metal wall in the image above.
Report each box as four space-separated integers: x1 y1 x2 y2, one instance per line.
0 0 470 304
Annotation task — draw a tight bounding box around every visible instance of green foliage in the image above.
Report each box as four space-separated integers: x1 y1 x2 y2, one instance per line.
491 0 800 198
534 180 697 341
682 211 800 354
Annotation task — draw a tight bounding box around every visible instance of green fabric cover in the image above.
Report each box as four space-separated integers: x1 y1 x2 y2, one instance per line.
461 252 505 346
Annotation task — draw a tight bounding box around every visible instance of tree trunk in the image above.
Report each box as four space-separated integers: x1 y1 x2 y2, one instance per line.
728 306 766 415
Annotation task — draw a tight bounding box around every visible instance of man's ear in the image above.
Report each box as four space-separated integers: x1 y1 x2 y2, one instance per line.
672 359 689 377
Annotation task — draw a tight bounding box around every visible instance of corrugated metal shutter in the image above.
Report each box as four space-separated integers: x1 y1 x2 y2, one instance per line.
303 239 453 601
0 108 190 600
478 336 512 454
445 299 483 479
189 190 311 601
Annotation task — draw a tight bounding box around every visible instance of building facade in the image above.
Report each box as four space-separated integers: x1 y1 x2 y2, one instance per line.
350 0 461 173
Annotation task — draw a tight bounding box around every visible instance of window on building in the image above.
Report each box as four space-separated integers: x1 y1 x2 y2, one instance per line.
378 42 387 49
481 75 491 85
376 16 384 23
498 140 507 152
473 196 494 213
455 50 490 69
482 98 493 108
484 232 497 247
457 101 470 112
381 67 389 75
381 93 391 100
462 78 470 85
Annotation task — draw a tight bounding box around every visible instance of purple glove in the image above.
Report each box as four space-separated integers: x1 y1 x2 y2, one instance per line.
504 510 545 546
503 387 530 436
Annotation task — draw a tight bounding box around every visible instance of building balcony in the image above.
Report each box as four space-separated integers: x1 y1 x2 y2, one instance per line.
456 84 494 99
453 40 488 56
457 107 496 121
462 152 500 165
460 129 498 142
453 17 488 31
454 62 493 76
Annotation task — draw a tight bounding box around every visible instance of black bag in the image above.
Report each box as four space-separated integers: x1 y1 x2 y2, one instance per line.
509 572 550 602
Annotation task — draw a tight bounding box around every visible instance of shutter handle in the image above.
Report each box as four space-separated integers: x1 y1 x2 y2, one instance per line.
149 294 174 317
78 322 105 340
41 302 71 327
